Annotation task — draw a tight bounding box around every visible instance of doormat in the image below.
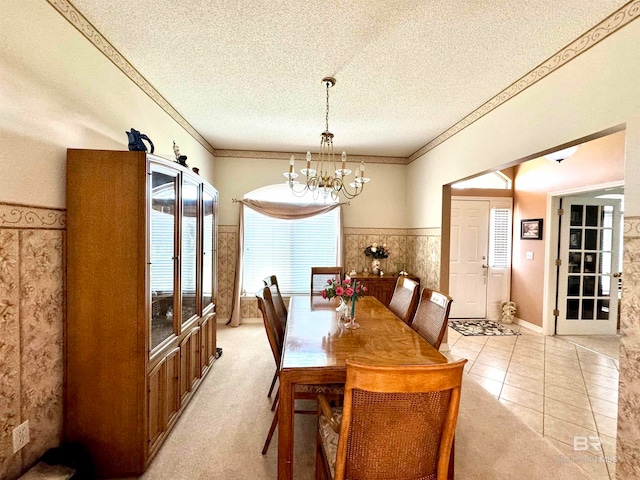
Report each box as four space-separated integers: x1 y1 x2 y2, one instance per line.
449 320 520 336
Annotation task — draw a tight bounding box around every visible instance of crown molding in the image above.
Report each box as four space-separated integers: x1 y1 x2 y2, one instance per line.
47 0 638 165
213 149 408 165
46 0 215 156
407 0 640 163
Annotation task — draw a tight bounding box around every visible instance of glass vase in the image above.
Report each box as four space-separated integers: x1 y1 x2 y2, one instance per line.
336 297 349 320
371 258 381 275
343 299 360 329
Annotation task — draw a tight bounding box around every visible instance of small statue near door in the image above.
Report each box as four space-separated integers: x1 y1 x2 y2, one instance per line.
500 301 516 324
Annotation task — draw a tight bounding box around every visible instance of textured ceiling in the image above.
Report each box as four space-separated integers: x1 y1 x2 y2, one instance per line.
70 0 627 158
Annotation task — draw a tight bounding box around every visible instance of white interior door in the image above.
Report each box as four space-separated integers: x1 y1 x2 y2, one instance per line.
556 197 621 335
449 200 490 318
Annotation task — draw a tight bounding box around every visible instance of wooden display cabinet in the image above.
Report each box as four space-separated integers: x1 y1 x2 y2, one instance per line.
351 273 420 307
65 150 218 478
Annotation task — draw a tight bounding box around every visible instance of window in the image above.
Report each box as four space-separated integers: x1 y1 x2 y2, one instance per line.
242 204 340 296
490 207 511 268
452 171 512 190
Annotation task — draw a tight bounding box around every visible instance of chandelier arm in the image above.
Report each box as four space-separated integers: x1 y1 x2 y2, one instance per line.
285 76 369 200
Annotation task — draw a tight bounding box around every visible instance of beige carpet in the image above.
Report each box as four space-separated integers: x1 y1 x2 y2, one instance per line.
139 321 590 479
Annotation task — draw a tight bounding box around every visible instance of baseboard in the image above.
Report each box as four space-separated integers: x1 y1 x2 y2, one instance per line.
513 317 544 334
439 342 451 353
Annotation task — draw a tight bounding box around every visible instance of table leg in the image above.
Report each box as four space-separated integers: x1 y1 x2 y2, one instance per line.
278 370 294 480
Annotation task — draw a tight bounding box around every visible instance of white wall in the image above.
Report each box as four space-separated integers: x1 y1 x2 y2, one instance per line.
0 0 215 208
1 2 216 476
213 156 407 227
405 18 640 477
408 19 640 225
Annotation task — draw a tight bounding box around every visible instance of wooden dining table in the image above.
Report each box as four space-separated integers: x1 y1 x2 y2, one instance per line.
277 294 449 480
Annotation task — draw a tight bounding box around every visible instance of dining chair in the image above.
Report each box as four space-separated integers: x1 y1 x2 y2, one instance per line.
263 274 288 399
410 288 454 350
256 286 343 455
388 276 420 324
316 358 467 480
263 274 288 320
311 267 344 296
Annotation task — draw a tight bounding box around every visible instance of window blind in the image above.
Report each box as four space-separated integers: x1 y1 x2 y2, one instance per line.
150 208 175 293
243 206 339 295
490 208 511 268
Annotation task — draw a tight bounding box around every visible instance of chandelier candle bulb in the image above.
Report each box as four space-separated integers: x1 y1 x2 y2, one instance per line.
282 77 370 200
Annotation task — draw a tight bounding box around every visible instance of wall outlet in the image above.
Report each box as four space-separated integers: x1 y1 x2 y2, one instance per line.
12 420 30 453
526 251 534 260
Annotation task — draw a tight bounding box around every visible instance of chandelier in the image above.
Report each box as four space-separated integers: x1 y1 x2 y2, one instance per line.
284 77 370 200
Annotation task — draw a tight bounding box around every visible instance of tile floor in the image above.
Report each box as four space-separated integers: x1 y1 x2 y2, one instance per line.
445 323 619 480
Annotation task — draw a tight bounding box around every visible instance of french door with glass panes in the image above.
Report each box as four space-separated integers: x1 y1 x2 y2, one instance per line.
556 197 621 335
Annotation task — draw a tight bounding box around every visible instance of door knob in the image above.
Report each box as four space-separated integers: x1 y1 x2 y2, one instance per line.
613 272 622 278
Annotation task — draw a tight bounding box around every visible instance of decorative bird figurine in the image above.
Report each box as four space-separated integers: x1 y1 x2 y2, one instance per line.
173 140 188 167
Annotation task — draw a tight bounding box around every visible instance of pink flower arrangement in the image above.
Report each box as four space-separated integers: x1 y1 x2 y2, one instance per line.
322 277 367 302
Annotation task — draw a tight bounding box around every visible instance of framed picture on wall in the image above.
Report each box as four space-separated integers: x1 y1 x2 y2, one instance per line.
521 218 543 240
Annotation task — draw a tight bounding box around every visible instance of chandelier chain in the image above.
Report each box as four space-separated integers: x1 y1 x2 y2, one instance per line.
283 76 370 200
325 80 330 133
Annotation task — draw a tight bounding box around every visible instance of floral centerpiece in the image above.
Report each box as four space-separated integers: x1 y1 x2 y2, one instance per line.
322 276 367 325
322 276 367 302
364 242 390 275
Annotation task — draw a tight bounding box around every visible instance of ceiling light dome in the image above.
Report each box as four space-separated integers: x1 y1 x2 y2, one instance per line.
544 145 580 163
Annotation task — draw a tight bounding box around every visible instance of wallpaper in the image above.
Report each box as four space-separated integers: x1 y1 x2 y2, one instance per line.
0 204 65 479
217 225 442 322
217 226 237 321
344 227 441 291
2 206 639 477
618 215 640 478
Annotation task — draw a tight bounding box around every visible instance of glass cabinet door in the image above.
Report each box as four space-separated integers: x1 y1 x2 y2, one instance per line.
181 178 199 324
202 187 216 309
150 166 178 350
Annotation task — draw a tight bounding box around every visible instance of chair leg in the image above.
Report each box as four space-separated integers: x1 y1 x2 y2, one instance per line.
447 436 455 480
315 428 324 479
271 389 280 411
316 400 331 479
268 369 278 397
262 410 278 455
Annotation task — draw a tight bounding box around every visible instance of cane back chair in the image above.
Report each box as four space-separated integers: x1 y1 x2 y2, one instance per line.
316 358 467 480
388 276 420 325
410 289 454 350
